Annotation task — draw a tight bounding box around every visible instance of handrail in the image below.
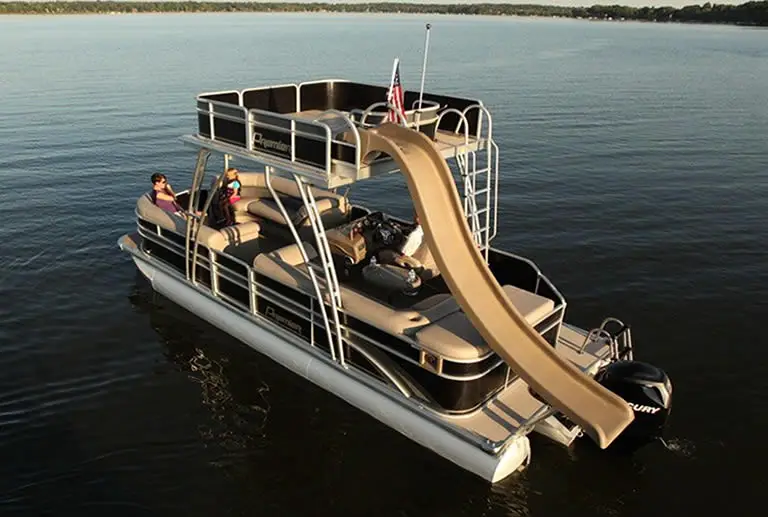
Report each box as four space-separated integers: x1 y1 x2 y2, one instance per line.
196 99 249 143
137 222 509 381
359 101 409 128
438 108 486 252
513 404 558 438
435 107 470 146
293 175 345 365
311 109 362 171
344 339 412 399
411 99 441 111
185 149 210 282
461 103 499 242
245 106 357 179
263 167 338 361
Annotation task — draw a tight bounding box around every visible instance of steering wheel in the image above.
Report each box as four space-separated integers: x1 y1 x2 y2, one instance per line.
373 220 402 246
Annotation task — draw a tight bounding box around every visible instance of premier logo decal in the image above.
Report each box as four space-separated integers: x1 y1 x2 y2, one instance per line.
253 132 291 154
628 402 661 414
265 306 303 336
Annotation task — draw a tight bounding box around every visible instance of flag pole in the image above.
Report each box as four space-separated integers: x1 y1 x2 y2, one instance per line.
387 57 399 123
416 23 432 126
387 57 399 100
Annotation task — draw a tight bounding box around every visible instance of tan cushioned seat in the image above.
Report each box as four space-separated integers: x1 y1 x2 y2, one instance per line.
413 285 556 360
253 244 445 338
136 193 260 252
251 245 555 362
216 172 349 228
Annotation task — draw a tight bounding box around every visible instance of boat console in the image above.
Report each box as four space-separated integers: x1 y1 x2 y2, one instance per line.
326 211 410 266
326 211 423 296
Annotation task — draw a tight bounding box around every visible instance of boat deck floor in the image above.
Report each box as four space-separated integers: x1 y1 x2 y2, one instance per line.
443 324 611 444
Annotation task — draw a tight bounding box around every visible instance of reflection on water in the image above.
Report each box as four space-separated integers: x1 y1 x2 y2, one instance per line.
659 437 697 458
127 274 539 515
188 347 271 452
128 276 272 456
488 476 532 517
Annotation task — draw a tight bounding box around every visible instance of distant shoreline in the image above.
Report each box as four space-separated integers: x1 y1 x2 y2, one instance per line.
1 2 766 27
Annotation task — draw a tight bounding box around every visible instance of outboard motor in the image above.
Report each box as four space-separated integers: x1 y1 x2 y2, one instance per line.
596 360 672 451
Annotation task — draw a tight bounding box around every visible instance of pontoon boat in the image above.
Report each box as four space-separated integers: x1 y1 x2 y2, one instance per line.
118 78 672 482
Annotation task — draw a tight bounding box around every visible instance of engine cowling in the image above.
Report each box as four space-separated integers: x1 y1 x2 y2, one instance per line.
596 360 672 451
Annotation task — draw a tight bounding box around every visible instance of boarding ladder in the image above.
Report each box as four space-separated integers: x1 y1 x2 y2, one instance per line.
438 106 499 262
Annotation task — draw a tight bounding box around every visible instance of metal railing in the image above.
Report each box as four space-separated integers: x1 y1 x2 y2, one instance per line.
435 104 499 262
196 99 362 184
581 317 634 361
137 217 511 380
136 218 568 456
195 92 489 191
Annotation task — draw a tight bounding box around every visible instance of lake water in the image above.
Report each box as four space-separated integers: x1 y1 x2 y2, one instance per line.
1 12 767 516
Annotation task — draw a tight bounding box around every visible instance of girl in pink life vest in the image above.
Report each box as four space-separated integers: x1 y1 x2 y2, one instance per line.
225 168 241 205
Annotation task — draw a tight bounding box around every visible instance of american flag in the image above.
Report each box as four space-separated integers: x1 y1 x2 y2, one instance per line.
387 59 406 123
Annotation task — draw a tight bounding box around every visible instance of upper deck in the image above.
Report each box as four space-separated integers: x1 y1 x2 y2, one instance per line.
182 79 494 189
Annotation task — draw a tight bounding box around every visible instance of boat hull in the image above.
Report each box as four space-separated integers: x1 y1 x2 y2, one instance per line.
120 235 531 483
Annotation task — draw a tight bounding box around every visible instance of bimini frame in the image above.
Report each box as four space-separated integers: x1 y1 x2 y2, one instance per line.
180 89 501 369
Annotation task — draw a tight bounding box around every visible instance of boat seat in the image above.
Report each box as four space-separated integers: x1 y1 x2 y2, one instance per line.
214 172 350 229
253 243 447 338
413 286 556 360
373 238 440 284
136 193 260 252
379 239 440 280
252 243 556 362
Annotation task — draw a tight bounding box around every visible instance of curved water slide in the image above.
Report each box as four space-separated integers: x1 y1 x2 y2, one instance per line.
357 123 634 448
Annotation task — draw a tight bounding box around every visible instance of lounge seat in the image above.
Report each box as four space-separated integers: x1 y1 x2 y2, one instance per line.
252 243 556 362
136 193 260 252
413 286 555 360
376 239 440 281
218 172 350 230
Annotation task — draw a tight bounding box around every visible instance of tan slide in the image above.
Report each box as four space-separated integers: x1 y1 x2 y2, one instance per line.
357 123 634 448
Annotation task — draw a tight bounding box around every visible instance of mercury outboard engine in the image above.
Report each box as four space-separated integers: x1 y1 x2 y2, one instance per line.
596 360 672 451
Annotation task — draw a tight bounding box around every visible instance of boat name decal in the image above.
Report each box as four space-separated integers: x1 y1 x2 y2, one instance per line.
628 402 661 414
253 132 291 154
265 306 304 336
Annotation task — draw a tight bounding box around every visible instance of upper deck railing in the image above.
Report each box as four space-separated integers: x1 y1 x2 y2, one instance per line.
190 79 489 188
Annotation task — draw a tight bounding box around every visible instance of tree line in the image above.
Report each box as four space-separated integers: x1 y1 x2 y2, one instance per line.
1 2 766 26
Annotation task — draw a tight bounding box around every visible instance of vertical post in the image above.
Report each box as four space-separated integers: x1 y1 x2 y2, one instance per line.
387 57 399 98
248 269 257 315
208 102 215 140
416 23 432 127
210 250 220 296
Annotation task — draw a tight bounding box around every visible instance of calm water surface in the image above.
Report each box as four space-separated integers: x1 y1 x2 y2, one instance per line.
1 13 767 516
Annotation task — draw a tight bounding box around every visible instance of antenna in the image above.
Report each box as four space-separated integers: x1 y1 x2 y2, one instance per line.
416 23 432 127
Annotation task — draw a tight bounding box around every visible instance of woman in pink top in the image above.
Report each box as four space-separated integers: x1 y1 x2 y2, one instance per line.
150 173 183 215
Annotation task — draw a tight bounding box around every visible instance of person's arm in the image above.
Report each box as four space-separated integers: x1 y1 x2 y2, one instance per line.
164 182 177 199
399 226 423 257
